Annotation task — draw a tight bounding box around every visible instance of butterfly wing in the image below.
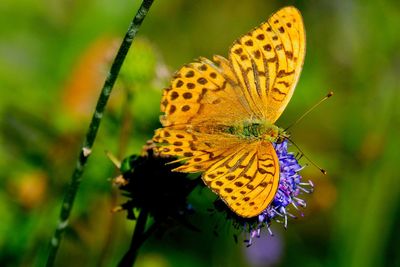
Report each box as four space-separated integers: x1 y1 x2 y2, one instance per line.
154 57 256 171
154 127 245 173
229 6 306 123
154 127 279 218
203 141 279 217
159 58 258 129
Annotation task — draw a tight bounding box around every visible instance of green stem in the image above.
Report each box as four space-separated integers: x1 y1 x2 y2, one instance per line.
45 1 155 266
117 209 149 267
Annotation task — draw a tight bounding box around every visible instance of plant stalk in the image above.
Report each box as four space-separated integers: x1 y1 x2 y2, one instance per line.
117 209 149 267
45 1 155 266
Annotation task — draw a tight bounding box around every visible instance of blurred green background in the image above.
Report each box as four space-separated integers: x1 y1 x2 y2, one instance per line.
1 0 399 266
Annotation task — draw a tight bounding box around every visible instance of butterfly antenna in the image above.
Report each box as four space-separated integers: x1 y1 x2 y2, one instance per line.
284 91 333 131
286 137 327 175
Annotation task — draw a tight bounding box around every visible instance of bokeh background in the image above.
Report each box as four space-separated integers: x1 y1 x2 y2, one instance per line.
1 0 399 266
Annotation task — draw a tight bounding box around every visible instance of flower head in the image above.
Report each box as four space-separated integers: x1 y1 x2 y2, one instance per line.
246 140 313 245
115 145 199 231
213 140 313 246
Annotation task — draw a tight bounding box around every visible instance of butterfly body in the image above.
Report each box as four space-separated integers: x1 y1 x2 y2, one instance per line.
153 6 305 217
203 120 284 143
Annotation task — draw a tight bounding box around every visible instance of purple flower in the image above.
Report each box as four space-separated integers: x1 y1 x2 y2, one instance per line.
244 140 313 246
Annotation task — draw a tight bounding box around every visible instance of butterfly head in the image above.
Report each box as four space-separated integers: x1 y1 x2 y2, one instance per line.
262 123 289 144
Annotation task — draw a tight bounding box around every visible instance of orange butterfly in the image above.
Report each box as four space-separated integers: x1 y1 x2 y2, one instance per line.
153 6 305 217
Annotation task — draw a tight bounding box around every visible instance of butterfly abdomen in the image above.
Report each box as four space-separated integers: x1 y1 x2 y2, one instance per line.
219 120 281 142
240 122 264 139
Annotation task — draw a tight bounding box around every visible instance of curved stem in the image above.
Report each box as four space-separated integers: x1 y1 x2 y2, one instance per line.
45 1 155 266
118 209 149 267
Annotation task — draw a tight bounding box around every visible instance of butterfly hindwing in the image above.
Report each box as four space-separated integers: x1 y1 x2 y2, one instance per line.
203 141 279 217
154 127 245 173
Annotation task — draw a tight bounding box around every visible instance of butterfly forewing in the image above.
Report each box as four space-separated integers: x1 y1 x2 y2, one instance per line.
229 6 305 123
160 59 252 128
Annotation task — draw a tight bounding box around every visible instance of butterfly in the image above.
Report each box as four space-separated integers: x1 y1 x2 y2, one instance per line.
153 6 305 218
